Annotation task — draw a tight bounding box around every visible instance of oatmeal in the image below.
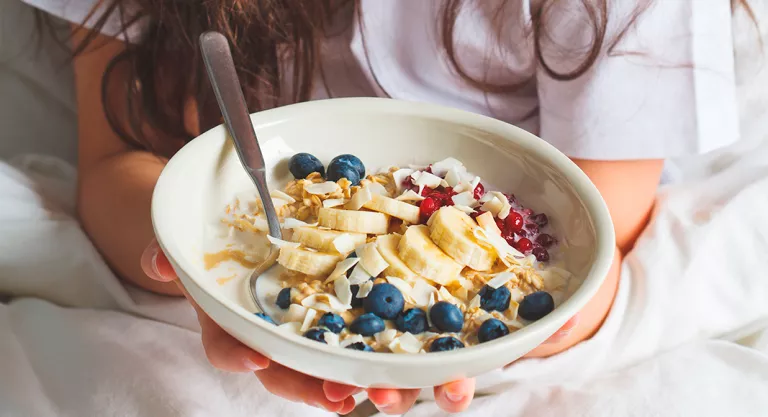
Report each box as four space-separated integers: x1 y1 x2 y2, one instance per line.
207 154 572 353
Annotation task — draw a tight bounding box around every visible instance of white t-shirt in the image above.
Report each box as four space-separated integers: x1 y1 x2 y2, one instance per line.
17 0 740 160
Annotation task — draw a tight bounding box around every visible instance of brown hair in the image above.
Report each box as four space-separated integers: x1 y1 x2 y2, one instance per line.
56 0 754 156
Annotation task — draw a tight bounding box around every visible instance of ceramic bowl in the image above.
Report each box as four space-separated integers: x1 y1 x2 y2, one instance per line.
152 97 614 388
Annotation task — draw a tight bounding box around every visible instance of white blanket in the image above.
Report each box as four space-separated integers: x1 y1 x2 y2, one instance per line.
1 137 768 417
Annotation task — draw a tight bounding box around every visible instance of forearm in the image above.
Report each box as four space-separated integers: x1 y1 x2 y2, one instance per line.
78 151 182 296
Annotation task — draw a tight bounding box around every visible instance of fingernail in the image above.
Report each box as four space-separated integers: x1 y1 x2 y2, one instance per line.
141 242 174 282
445 390 465 403
243 357 265 371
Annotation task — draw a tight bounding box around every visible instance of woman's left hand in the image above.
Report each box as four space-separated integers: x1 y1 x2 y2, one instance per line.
327 315 579 415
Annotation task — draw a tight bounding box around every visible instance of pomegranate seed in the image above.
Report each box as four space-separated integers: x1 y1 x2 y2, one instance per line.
503 231 516 246
495 218 505 231
473 183 485 200
522 208 534 216
514 237 533 253
419 197 439 222
469 211 482 220
505 211 524 232
421 187 433 196
515 229 528 237
505 193 517 205
535 234 555 248
445 187 457 196
525 223 539 234
530 213 549 226
532 247 550 262
425 165 433 174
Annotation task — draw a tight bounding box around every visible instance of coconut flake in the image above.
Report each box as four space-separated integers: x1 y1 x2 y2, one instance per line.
454 287 469 301
323 198 347 208
267 235 301 248
278 321 303 335
437 286 458 304
305 181 341 195
375 329 398 345
248 215 269 232
282 217 316 229
479 193 494 203
323 332 340 346
506 300 520 321
473 227 525 264
333 234 358 255
356 280 374 298
367 182 389 196
468 295 481 310
301 293 351 312
334 276 353 306
396 190 425 202
452 191 477 207
347 263 373 285
410 280 437 307
487 272 516 289
392 168 415 192
272 198 291 209
270 190 296 203
346 187 373 210
300 308 318 332
476 212 501 235
413 171 443 188
385 277 413 301
430 158 464 177
481 196 505 217
453 205 476 214
284 304 308 323
491 192 512 219
510 288 525 303
439 179 450 188
356 242 389 277
426 292 438 327
444 166 463 188
340 334 365 348
389 332 423 354
324 257 360 283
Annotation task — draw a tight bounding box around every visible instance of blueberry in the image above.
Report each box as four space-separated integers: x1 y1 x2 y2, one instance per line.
327 154 365 185
429 301 464 333
276 288 292 310
478 285 511 312
429 336 465 352
254 312 277 325
395 308 429 334
345 342 375 352
363 283 405 320
477 318 510 343
349 313 386 336
303 328 328 343
289 153 325 179
518 291 555 321
317 313 346 334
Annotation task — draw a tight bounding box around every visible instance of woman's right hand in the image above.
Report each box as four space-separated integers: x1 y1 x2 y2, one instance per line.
140 240 360 414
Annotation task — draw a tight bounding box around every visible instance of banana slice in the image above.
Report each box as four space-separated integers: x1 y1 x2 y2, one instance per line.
292 226 367 255
397 225 463 285
277 246 340 276
318 208 390 235
363 194 420 224
428 206 497 271
375 234 418 280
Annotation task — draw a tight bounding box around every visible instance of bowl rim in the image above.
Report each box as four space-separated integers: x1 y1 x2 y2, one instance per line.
152 97 616 366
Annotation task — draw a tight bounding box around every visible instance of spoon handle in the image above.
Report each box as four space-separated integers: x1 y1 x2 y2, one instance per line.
199 31 282 239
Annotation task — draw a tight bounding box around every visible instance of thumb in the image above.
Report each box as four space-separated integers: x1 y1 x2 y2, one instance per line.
140 239 177 282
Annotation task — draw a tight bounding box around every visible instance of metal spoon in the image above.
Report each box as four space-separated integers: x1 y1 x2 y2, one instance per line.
199 31 281 316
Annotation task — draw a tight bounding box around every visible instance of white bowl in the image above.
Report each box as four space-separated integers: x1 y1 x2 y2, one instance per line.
152 97 615 389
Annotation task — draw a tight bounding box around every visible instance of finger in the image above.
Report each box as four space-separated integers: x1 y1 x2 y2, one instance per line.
256 362 346 412
140 239 177 282
323 381 362 402
434 378 475 413
195 306 270 372
543 315 580 344
338 396 358 415
368 388 421 415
